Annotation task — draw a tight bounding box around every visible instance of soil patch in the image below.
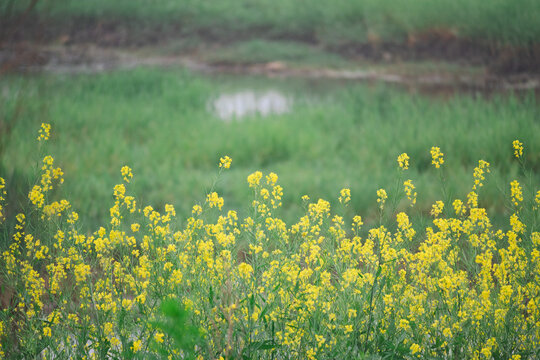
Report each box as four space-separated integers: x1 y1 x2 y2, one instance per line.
3 16 540 75
1 43 540 99
1 17 540 97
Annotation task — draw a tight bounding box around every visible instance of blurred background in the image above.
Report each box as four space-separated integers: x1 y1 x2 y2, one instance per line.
1 0 539 232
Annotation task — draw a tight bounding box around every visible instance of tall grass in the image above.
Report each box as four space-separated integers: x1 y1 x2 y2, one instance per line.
26 0 540 45
0 123 539 358
1 69 538 232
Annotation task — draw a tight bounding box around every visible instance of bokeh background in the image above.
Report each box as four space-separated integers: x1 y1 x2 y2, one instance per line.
1 0 539 234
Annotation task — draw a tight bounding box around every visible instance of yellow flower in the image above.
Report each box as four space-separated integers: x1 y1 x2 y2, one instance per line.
410 343 421 354
206 192 224 210
104 322 113 336
510 213 525 233
510 180 523 206
113 184 126 200
192 204 203 215
430 146 444 168
430 200 444 217
131 223 140 232
480 346 492 358
43 326 52 337
121 166 133 183
67 211 79 224
397 152 409 170
453 199 465 216
512 139 523 158
37 123 51 141
352 215 363 229
247 171 263 188
219 156 232 169
154 332 164 343
467 191 478 209
29 185 45 208
376 188 387 209
238 262 253 279
398 319 409 330
132 339 142 353
316 334 326 348
266 172 278 186
403 179 417 206
0 177 5 221
339 188 351 205
472 160 490 190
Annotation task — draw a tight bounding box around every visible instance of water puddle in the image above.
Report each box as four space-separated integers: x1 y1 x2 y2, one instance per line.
3 44 539 97
211 90 292 121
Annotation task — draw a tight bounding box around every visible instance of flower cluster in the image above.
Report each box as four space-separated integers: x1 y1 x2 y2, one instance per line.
206 191 224 210
376 188 387 209
37 122 51 141
473 160 490 190
219 155 232 169
0 177 5 221
430 146 444 168
121 165 133 183
510 180 523 207
397 152 410 170
513 139 523 158
339 188 351 205
403 179 417 206
1 128 540 360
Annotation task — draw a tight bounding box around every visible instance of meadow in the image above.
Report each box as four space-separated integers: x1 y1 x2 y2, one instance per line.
1 70 539 234
1 1 540 357
9 0 540 45
0 117 539 358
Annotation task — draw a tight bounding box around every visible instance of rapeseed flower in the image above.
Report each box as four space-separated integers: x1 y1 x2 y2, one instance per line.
339 188 351 205
430 146 444 168
397 152 409 170
238 262 253 279
206 191 224 210
3 124 540 359
121 165 133 183
0 177 6 221
403 179 416 206
219 155 232 169
376 188 387 209
247 171 262 187
510 180 523 206
410 343 421 354
472 160 490 190
37 122 50 141
132 339 142 352
513 139 523 158
431 200 444 217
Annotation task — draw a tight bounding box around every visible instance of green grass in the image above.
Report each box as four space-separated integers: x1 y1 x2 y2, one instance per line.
202 40 350 68
1 69 539 233
18 0 540 45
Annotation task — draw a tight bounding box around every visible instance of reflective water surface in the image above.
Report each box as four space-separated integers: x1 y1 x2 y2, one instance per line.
211 90 292 121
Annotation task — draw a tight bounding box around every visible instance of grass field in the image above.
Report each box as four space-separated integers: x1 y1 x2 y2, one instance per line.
0 0 540 352
3 0 540 45
1 78 540 357
2 2 540 356
1 69 539 235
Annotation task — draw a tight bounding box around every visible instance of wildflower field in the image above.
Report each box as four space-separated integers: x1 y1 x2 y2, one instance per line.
1 117 540 359
2 0 540 357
